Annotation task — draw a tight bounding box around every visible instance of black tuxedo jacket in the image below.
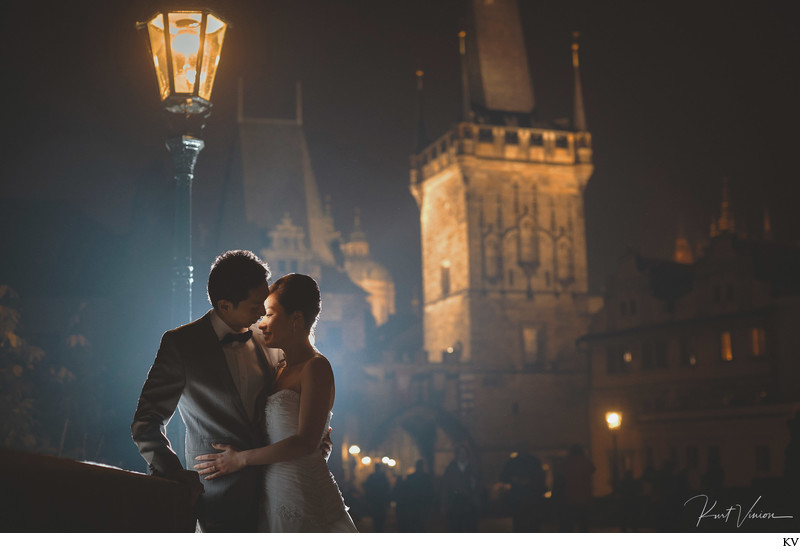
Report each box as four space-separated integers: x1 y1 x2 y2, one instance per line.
131 310 282 532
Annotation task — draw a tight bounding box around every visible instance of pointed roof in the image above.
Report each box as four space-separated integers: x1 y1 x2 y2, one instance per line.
709 179 736 238
717 178 735 235
413 70 430 153
348 208 367 244
763 206 773 242
234 82 336 267
674 218 694 264
465 0 535 115
572 32 587 132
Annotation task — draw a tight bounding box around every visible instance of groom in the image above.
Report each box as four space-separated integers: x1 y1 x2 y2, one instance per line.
132 250 283 532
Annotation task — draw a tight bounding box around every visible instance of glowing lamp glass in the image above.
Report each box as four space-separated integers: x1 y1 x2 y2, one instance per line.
361 457 372 465
142 10 228 102
348 445 361 455
606 411 622 430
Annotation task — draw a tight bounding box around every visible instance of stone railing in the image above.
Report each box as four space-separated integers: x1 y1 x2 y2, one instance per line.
0 448 195 532
411 122 592 184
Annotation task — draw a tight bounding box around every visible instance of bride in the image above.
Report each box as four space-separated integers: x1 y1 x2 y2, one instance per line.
193 273 358 532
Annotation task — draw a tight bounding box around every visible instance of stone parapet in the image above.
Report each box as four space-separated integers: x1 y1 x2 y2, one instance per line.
411 122 592 186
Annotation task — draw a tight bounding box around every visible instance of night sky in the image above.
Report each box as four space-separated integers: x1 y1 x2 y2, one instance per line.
4 0 800 308
0 0 799 528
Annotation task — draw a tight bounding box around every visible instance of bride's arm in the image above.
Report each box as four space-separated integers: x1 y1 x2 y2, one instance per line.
194 356 334 479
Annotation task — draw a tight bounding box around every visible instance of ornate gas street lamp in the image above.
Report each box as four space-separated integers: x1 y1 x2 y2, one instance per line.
137 9 229 325
605 411 622 491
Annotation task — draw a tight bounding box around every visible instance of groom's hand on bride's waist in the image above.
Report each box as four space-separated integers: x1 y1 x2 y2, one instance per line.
194 443 246 480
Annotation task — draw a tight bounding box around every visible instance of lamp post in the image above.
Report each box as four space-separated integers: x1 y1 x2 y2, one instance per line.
605 411 622 492
137 10 229 326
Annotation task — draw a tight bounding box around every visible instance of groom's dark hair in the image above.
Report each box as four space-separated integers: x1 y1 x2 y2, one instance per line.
207 250 270 308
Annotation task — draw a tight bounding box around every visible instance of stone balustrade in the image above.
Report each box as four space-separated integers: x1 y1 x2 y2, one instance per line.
0 448 195 532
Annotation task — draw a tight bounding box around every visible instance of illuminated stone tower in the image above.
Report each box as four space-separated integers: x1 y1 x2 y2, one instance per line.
411 0 594 371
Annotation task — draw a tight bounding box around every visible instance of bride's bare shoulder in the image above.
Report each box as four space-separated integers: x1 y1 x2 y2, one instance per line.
305 354 332 374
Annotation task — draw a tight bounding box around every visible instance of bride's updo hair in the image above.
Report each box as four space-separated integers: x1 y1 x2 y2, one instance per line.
269 273 321 334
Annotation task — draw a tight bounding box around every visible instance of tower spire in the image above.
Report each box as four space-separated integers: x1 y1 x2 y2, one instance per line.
464 0 535 115
674 218 694 264
458 31 472 122
572 31 587 132
718 178 735 235
351 207 366 242
414 69 430 152
763 205 774 242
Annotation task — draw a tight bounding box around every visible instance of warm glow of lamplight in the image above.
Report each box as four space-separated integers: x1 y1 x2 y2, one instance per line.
361 457 371 465
606 411 622 430
349 445 361 455
172 30 200 56
387 459 396 467
143 10 228 103
381 456 390 464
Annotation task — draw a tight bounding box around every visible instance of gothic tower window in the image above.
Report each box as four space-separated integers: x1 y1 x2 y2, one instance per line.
484 233 501 281
680 337 697 367
750 328 766 357
720 331 734 362
441 261 451 297
522 326 544 367
556 240 573 282
518 216 539 268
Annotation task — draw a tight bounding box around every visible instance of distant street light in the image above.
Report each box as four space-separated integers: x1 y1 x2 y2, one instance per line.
606 411 622 430
606 411 622 491
349 445 361 455
137 9 229 325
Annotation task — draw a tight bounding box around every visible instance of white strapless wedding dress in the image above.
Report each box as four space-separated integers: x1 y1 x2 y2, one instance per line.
258 389 358 532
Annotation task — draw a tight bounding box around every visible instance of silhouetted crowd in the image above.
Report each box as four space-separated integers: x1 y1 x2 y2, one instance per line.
340 440 751 532
345 444 605 532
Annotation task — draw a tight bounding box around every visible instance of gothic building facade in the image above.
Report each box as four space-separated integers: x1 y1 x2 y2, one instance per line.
336 0 597 487
582 186 800 496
